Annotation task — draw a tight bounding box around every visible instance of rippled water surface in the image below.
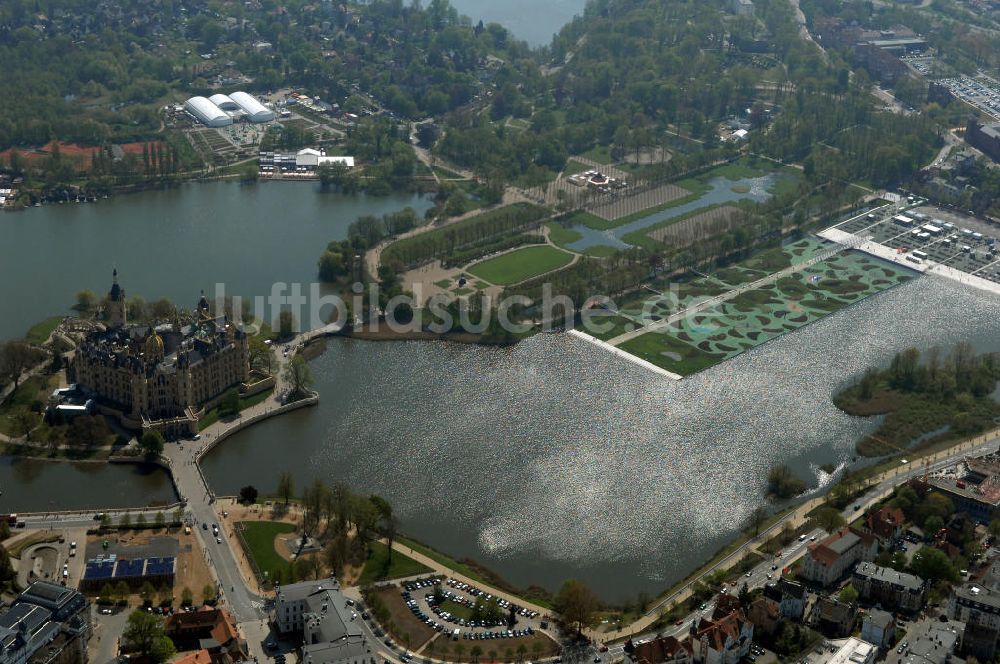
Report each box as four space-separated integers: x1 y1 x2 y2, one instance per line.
203 275 1000 601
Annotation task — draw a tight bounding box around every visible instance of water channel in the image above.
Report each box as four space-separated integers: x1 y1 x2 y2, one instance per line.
566 175 782 252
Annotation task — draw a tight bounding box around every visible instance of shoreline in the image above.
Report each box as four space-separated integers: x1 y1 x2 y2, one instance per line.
7 320 1000 615
345 324 519 346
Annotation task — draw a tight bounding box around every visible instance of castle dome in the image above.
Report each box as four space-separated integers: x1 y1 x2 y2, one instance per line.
145 332 164 359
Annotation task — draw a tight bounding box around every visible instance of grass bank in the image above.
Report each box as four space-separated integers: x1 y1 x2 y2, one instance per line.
358 541 432 585
395 535 553 610
237 520 295 581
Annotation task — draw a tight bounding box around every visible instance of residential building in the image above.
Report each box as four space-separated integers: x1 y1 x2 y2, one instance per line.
863 507 906 546
812 597 857 638
747 598 779 637
852 562 926 613
164 608 247 664
766 578 806 621
0 582 90 664
801 528 878 587
824 638 877 664
901 620 963 664
949 582 1000 660
689 603 753 664
861 609 895 649
626 636 693 664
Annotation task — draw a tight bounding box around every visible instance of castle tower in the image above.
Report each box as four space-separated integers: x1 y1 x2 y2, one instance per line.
197 290 211 321
107 268 127 329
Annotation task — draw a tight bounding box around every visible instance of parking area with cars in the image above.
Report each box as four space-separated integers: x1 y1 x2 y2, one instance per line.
399 576 545 642
825 201 1000 286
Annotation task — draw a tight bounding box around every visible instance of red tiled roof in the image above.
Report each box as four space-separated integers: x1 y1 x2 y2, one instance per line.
866 507 905 539
631 636 692 664
696 608 749 653
175 650 213 664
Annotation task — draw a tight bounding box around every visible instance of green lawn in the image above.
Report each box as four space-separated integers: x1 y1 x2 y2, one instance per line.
439 599 474 620
25 316 62 344
198 388 274 429
467 246 574 285
238 520 295 581
563 159 590 176
581 314 635 341
618 330 725 376
359 541 432 585
560 210 612 231
545 222 583 249
581 145 614 164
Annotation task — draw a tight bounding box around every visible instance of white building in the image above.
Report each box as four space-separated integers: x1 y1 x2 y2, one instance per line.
822 638 877 664
230 91 274 122
209 93 240 111
290 149 356 170
184 96 233 127
800 528 878 587
274 581 369 664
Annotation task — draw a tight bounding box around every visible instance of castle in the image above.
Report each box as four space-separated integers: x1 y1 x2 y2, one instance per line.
69 270 254 438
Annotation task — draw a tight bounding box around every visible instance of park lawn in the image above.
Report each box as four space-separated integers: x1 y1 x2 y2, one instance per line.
563 159 590 176
562 210 610 231
198 388 274 429
435 279 453 289
467 246 574 285
439 599 475 620
452 288 475 296
358 541 431 585
581 315 635 342
25 316 62 344
0 374 58 437
617 330 726 376
545 222 582 249
237 520 295 581
581 145 614 164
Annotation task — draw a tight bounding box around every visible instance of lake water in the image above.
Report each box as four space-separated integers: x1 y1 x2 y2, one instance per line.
4 180 1000 602
0 182 430 341
449 0 586 47
202 275 1000 602
0 459 177 512
566 175 781 251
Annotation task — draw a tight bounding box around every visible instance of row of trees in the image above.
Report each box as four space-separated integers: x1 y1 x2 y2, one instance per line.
381 203 548 269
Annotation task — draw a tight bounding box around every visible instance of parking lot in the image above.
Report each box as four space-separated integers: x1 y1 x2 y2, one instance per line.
399 576 546 642
928 71 1000 121
830 203 1000 284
